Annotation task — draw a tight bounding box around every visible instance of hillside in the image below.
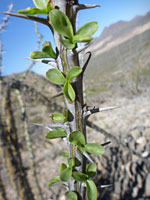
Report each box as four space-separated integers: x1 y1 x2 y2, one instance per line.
85 12 150 99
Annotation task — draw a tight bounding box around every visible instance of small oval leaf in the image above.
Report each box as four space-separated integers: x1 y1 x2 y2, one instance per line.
65 191 78 200
30 51 52 59
72 172 88 182
42 41 57 59
51 113 66 122
66 66 82 82
18 7 50 15
46 128 67 139
49 9 74 39
60 167 72 181
48 176 60 187
74 21 98 42
60 163 67 174
63 82 75 103
69 131 86 146
84 143 105 155
33 0 49 9
46 68 66 85
60 38 76 49
86 163 97 177
86 180 97 200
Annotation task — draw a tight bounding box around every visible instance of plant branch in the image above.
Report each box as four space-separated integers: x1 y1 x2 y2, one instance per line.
4 12 53 31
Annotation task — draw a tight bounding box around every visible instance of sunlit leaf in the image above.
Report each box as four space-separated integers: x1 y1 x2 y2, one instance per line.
33 0 49 9
48 176 60 187
66 66 82 82
69 131 86 146
84 143 105 155
18 7 50 15
72 172 88 182
86 180 97 200
30 51 52 59
46 128 67 139
51 112 67 122
60 167 72 181
74 21 98 42
68 157 75 168
46 68 66 85
42 41 57 59
49 9 74 39
60 38 76 49
65 191 78 200
63 82 75 103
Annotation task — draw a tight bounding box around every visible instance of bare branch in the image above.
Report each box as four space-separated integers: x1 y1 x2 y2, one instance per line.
0 4 13 32
76 43 91 54
100 184 113 188
50 91 63 99
4 12 53 31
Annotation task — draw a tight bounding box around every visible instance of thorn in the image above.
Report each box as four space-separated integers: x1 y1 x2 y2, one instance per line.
99 105 121 112
100 184 113 188
101 141 111 146
83 151 94 163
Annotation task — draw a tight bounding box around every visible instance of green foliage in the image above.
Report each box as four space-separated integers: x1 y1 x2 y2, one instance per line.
60 38 76 49
69 131 86 146
48 176 61 187
60 167 72 181
65 191 78 200
66 67 83 82
84 143 105 155
74 21 98 43
86 180 97 200
49 9 74 40
63 82 76 103
86 163 97 177
18 0 51 15
51 112 67 122
72 172 89 182
46 128 67 139
46 68 66 85
59 152 69 157
30 41 57 59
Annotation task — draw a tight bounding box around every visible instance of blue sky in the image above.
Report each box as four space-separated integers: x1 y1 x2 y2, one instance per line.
0 0 150 76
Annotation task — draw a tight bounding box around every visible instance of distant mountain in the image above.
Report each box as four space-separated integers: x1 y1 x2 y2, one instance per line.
86 12 150 83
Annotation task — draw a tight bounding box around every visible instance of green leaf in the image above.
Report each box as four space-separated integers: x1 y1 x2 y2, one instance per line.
66 66 82 82
48 176 61 187
33 0 49 9
69 131 86 146
84 143 105 155
72 172 88 182
86 180 97 200
86 163 97 177
46 128 67 139
49 9 74 39
51 113 67 122
60 167 72 181
68 157 75 168
60 163 67 174
63 82 75 103
74 21 98 42
42 41 57 59
46 68 66 85
18 7 49 15
60 38 76 49
30 51 52 59
59 152 69 158
65 191 78 200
